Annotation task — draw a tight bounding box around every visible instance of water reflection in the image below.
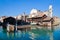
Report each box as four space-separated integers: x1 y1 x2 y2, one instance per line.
28 27 54 40
0 25 60 40
7 32 14 38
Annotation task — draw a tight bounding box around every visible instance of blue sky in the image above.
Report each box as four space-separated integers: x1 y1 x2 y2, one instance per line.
0 0 60 17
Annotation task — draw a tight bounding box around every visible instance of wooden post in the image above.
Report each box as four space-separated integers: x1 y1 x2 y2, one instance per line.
51 18 54 31
16 19 17 31
7 22 9 32
32 18 33 23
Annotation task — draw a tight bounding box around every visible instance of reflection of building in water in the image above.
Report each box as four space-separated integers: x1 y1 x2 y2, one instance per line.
29 32 37 40
7 32 14 38
15 31 22 37
47 32 53 40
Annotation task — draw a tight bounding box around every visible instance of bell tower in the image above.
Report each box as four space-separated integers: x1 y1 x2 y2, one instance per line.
49 5 53 17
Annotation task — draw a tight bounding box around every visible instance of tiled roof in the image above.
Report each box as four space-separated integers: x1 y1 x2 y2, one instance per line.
28 11 45 18
43 17 51 20
37 13 45 17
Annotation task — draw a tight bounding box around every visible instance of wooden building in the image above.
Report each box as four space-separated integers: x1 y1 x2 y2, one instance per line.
42 17 54 26
2 17 16 30
27 14 47 24
27 13 54 26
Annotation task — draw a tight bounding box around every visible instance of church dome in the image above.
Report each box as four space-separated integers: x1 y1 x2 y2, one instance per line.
30 9 38 14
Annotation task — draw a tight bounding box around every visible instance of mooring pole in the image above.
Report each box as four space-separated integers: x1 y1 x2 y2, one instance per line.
7 22 9 32
51 18 54 31
16 20 17 31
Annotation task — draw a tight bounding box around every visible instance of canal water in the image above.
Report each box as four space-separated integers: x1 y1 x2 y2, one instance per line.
0 25 60 40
